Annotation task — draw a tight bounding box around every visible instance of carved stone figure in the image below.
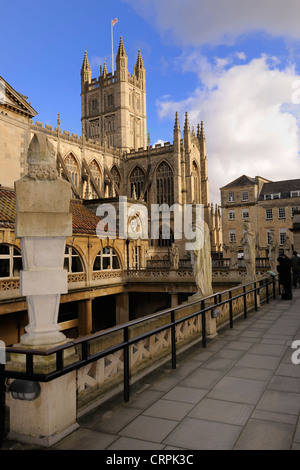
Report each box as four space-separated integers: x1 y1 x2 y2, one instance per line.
268 229 278 273
241 221 256 280
170 244 179 269
191 221 213 298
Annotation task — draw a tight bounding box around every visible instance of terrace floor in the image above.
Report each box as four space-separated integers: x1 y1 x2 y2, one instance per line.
3 287 300 451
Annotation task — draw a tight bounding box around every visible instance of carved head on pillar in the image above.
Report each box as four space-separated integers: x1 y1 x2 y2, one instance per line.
27 133 58 180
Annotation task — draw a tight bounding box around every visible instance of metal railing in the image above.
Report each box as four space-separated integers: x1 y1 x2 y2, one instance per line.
0 275 279 447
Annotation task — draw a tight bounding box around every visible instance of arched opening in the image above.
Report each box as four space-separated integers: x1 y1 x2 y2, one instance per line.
65 154 80 198
156 161 174 206
130 166 146 201
89 159 101 199
93 247 121 271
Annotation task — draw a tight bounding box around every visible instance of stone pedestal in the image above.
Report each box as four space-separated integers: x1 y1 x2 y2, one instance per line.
8 371 78 447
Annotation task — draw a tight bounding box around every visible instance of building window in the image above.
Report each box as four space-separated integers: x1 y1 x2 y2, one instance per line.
0 244 22 279
110 165 121 196
266 209 273 220
106 94 114 107
93 247 120 271
65 154 79 197
192 161 200 204
158 226 174 247
264 193 281 200
242 209 249 219
134 246 140 269
89 160 101 198
279 228 286 246
156 161 174 206
242 191 248 201
292 206 299 217
278 207 286 219
291 191 300 197
89 98 98 112
229 230 236 243
130 166 146 201
229 210 235 220
64 247 84 273
228 192 235 203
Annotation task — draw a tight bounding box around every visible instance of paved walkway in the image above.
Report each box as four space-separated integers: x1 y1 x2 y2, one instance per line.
4 288 300 450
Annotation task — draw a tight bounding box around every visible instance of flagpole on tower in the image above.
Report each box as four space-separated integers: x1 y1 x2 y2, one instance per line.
111 18 118 75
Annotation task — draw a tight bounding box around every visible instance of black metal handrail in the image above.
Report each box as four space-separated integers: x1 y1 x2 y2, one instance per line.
0 275 279 447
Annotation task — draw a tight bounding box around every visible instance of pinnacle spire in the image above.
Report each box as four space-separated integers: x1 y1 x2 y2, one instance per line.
117 36 127 59
81 50 91 72
184 112 190 134
174 112 180 132
135 49 145 70
81 50 92 83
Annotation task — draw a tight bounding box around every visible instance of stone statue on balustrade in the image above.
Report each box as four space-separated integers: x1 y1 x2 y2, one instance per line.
268 229 278 273
223 241 238 269
283 235 292 259
170 244 179 269
240 221 257 281
190 221 213 298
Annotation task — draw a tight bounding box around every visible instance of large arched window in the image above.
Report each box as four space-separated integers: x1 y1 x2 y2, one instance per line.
65 154 80 197
0 244 22 279
93 247 120 271
130 166 146 201
89 160 101 198
192 161 200 204
64 246 84 273
110 165 121 196
156 161 174 206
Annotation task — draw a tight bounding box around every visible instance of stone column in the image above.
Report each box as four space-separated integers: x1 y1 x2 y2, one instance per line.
14 133 72 347
8 133 79 447
116 292 129 324
78 298 93 336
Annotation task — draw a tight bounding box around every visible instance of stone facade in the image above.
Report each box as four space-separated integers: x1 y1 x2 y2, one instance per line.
221 174 300 258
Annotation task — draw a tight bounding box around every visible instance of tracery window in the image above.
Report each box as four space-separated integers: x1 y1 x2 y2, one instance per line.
130 166 146 201
65 154 80 197
156 161 174 206
89 160 101 198
93 247 120 271
110 165 121 196
0 244 22 279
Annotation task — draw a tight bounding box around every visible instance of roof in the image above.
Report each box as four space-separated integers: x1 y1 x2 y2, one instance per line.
259 179 300 200
220 175 256 189
0 186 115 237
0 76 37 118
0 188 16 229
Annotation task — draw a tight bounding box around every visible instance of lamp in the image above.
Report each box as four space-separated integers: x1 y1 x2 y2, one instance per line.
9 379 41 401
211 308 221 319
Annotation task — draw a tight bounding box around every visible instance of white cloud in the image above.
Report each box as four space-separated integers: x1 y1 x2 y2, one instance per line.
123 0 300 46
156 55 300 203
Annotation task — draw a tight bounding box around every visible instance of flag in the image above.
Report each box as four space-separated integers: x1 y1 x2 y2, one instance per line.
112 18 118 26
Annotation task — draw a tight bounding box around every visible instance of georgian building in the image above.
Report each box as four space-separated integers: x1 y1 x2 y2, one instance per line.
220 174 300 258
0 37 222 345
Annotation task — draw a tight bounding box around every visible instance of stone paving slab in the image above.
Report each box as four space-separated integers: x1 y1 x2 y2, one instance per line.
5 287 300 451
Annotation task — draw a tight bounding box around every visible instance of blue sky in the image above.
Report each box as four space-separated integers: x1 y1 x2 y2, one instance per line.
3 0 300 203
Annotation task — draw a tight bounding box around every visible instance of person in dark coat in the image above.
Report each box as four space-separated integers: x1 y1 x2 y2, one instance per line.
277 254 292 299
